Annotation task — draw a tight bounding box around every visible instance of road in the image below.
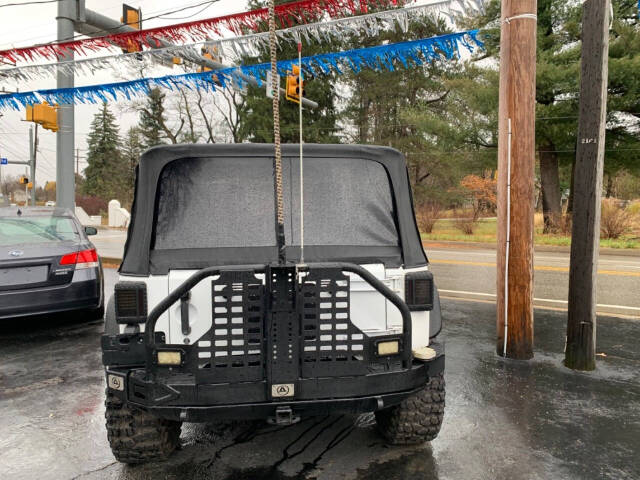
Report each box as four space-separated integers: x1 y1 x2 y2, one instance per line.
0 268 638 479
93 229 640 318
426 245 640 318
92 228 127 260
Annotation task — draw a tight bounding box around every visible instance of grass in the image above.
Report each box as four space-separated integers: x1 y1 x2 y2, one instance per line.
421 215 640 249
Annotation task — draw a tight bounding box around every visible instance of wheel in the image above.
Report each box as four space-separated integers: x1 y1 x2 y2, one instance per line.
375 373 445 445
105 391 181 464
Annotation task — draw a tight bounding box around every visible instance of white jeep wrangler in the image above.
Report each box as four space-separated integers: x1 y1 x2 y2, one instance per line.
102 144 444 463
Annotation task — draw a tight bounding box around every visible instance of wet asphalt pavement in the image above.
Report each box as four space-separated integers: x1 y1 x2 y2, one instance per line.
1 268 639 479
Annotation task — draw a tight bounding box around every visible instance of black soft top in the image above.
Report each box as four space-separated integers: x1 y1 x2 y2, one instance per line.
120 144 427 275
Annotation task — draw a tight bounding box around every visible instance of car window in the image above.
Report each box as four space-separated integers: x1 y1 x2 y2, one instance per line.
0 216 79 246
152 156 399 250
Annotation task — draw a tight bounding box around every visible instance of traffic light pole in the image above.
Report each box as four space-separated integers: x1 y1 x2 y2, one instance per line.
29 125 38 206
56 0 75 210
73 8 319 109
496 0 537 360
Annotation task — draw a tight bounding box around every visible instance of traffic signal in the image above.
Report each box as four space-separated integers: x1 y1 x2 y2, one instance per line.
197 52 214 73
121 4 142 53
197 45 222 73
25 102 58 132
19 176 28 185
286 65 305 104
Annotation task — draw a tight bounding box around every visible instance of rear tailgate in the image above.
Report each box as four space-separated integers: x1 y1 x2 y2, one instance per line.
165 264 398 345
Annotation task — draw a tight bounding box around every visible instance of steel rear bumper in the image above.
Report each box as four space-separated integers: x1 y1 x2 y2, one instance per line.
106 343 444 422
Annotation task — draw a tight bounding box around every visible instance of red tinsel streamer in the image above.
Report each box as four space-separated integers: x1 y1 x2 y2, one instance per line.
0 0 406 64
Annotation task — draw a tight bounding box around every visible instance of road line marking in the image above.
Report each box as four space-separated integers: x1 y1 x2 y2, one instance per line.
430 259 640 277
430 259 496 267
438 289 640 312
438 295 640 319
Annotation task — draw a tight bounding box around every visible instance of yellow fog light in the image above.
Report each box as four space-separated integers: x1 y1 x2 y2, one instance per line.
377 340 400 356
157 350 182 366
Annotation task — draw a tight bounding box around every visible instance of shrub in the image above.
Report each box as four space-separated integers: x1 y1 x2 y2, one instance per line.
76 194 108 216
453 209 476 235
627 200 640 217
416 202 443 234
600 199 633 239
459 174 497 218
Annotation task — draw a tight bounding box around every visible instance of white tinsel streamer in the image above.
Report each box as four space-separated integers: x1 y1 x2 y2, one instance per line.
0 0 483 83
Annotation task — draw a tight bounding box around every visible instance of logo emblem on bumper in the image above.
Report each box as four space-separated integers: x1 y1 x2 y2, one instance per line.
272 384 294 397
8 250 23 257
108 374 125 391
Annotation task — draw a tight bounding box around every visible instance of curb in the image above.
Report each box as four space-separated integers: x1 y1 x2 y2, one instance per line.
423 240 640 257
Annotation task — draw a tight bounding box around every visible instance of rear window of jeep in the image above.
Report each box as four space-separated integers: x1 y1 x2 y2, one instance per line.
152 156 399 250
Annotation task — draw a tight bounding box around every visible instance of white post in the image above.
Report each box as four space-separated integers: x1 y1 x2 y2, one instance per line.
503 118 512 357
298 42 304 264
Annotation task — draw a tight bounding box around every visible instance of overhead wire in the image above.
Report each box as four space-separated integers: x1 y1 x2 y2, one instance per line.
3 0 223 50
0 0 61 9
0 0 217 49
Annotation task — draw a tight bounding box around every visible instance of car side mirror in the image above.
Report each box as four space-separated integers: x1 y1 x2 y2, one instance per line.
84 226 98 236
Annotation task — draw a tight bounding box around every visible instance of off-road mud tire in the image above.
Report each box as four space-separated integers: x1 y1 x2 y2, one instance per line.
105 391 181 464
375 373 445 445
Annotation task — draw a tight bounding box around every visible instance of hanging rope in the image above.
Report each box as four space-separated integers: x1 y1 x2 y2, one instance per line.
269 0 285 263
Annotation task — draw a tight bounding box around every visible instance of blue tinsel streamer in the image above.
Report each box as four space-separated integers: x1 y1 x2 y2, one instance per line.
0 30 483 111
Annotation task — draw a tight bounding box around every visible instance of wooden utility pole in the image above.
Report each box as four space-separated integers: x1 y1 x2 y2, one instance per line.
566 0 610 371
496 0 537 359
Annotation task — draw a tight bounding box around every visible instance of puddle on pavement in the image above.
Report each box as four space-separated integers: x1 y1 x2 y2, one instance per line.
226 465 300 480
355 453 439 480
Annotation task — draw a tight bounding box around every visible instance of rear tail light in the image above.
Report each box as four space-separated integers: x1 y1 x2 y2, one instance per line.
115 282 147 324
59 248 99 269
404 271 434 311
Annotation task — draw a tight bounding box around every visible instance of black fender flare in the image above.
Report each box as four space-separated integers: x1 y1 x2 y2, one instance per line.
104 295 118 335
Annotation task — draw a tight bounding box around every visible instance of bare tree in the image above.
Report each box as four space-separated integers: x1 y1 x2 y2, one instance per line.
195 89 217 143
212 87 244 143
177 90 201 143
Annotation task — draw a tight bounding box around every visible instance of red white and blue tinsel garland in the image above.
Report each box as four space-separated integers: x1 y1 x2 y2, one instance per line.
0 30 483 111
0 0 404 63
0 2 483 82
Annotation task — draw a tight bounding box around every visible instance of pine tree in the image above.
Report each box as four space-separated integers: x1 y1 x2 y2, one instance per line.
139 88 168 148
466 0 640 230
82 103 127 201
341 14 495 205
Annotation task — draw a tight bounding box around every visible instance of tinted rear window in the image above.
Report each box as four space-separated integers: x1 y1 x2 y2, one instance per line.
0 216 78 246
152 156 399 250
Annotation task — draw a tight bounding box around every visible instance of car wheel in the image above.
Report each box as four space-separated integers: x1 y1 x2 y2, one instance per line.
105 391 181 464
375 373 445 444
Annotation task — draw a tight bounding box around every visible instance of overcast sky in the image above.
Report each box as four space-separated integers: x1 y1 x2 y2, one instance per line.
0 0 245 185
